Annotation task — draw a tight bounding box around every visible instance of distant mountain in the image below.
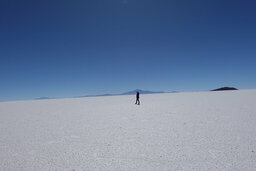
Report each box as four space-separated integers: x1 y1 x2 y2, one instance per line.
35 97 53 100
79 94 114 98
211 87 238 91
77 89 165 98
168 91 179 93
120 89 165 95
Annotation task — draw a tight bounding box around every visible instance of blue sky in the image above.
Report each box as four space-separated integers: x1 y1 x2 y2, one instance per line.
0 0 256 101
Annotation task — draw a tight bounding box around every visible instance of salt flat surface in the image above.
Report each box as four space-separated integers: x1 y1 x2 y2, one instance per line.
0 90 256 171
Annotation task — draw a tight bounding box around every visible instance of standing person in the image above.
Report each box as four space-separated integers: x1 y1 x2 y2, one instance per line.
135 91 140 105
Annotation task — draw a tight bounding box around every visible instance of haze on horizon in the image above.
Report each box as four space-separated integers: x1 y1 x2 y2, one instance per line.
0 0 256 101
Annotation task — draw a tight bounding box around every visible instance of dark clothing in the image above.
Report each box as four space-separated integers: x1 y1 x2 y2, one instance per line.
135 92 140 105
136 92 139 99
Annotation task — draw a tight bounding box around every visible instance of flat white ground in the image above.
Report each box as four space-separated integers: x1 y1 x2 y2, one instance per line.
0 90 256 171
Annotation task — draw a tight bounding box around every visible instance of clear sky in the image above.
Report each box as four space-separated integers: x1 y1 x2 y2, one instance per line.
0 0 256 101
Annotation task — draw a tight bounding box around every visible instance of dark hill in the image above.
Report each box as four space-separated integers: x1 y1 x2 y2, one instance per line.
211 87 238 91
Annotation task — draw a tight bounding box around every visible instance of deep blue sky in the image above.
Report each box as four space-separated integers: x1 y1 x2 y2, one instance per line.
0 0 256 101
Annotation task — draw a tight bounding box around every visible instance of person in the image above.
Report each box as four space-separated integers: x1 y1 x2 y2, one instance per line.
135 91 140 105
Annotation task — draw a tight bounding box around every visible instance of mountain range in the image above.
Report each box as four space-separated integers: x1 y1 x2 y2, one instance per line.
35 87 238 100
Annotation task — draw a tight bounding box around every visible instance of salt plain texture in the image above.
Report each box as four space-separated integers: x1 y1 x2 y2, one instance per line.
0 89 256 171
